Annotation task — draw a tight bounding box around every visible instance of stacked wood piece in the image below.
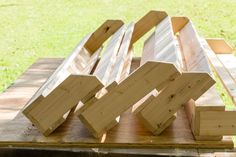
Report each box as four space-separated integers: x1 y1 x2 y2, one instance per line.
174 17 236 140
133 16 215 135
22 20 123 136
22 10 236 141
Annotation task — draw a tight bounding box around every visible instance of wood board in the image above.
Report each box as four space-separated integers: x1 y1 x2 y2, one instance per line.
0 58 233 149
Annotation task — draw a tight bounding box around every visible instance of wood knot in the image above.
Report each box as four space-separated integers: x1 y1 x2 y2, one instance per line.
157 123 162 128
105 26 110 33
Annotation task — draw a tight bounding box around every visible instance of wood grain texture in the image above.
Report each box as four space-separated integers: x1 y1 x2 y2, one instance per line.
136 72 215 135
77 23 136 138
130 10 167 45
178 21 225 140
22 20 124 136
200 110 236 136
107 23 135 85
84 20 124 54
22 35 103 136
206 38 233 54
171 16 189 34
204 40 236 104
0 58 233 149
79 61 180 138
217 54 236 82
136 17 214 135
153 16 183 69
93 25 126 84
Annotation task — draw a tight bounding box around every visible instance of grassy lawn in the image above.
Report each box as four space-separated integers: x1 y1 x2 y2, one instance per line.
0 0 236 144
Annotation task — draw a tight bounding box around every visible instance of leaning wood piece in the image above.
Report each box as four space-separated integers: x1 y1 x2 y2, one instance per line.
205 40 236 104
179 22 236 140
217 54 236 81
134 17 215 135
0 58 234 149
130 10 167 46
77 11 181 138
22 20 124 136
77 23 142 137
177 21 227 140
194 41 236 136
93 25 126 84
78 61 180 138
206 38 234 54
107 23 135 85
74 24 127 115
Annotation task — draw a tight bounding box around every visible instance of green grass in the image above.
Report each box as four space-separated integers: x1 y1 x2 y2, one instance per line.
0 0 236 145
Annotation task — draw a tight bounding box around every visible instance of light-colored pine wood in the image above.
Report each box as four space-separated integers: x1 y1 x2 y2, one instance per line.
171 16 189 35
93 25 126 84
23 75 103 136
153 16 183 69
200 110 236 136
77 23 139 138
78 61 181 138
136 72 214 135
130 10 167 46
204 43 236 104
74 25 133 116
173 20 225 140
135 17 215 135
179 22 213 74
140 32 155 65
217 54 236 82
22 20 123 136
84 20 124 53
177 20 236 140
206 38 233 54
0 58 233 149
107 23 135 85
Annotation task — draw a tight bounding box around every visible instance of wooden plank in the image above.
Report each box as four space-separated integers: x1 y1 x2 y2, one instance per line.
23 75 103 136
179 22 213 74
75 25 133 116
171 16 189 34
141 16 183 67
119 47 134 82
78 62 181 138
135 16 214 135
130 10 167 45
84 20 124 54
204 40 236 104
0 58 233 149
136 72 214 135
140 32 155 65
93 25 126 84
217 54 236 82
22 20 123 136
107 23 135 85
77 22 182 138
177 21 225 140
206 38 233 54
153 16 183 69
200 110 236 136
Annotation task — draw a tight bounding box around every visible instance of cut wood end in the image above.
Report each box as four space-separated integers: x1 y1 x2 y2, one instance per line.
84 20 124 53
206 38 234 54
171 16 189 34
131 10 168 45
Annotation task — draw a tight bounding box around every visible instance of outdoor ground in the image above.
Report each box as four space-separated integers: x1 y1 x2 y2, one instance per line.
0 0 236 143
